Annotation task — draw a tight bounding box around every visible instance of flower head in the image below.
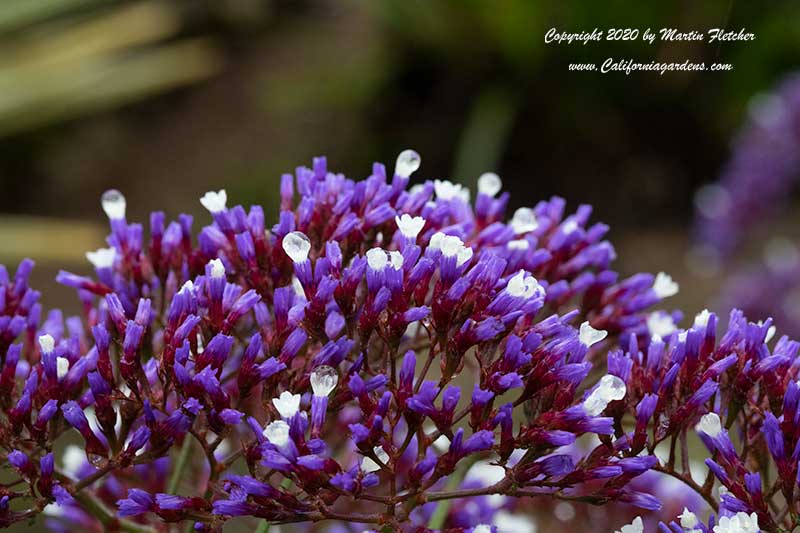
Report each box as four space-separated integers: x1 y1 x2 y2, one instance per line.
696 412 722 438
615 516 643 533
583 375 626 416
434 179 470 202
579 321 607 347
263 420 290 448
38 334 55 354
200 189 227 213
272 391 301 419
86 247 116 269
208 258 225 278
653 271 679 299
395 214 425 239
56 357 69 381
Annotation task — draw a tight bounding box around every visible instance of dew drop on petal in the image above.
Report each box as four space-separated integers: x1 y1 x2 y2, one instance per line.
477 172 502 197
310 365 338 397
282 232 311 263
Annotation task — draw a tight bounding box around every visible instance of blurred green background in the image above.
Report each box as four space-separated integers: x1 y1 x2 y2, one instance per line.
1 0 799 316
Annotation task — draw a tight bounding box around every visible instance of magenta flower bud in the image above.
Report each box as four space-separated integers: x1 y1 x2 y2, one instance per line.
407 381 437 417
280 173 294 209
45 484 73 509
173 315 201 345
441 385 460 415
619 456 658 475
9 391 32 427
235 232 256 264
686 380 719 409
256 358 285 380
349 373 367 397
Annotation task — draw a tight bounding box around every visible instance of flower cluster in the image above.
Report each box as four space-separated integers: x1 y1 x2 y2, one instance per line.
0 150 793 532
613 308 800 533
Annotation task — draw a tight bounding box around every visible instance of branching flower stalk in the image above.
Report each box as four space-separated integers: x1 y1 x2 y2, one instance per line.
0 151 794 532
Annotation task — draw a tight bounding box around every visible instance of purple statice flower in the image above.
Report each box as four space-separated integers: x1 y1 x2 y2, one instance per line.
117 489 155 517
613 307 800 531
0 150 772 531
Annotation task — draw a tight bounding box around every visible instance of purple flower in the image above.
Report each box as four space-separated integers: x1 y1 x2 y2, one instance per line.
7 450 31 474
0 151 736 531
212 499 257 517
118 489 155 517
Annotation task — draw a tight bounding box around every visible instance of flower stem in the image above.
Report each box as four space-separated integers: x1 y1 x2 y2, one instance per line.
167 435 193 494
72 491 154 533
73 462 116 492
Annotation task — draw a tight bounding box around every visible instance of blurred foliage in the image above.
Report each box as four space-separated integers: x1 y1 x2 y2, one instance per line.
0 0 796 301
369 0 800 191
0 215 104 262
0 0 232 137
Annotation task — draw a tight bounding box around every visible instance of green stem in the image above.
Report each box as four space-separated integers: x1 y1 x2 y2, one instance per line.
452 84 518 187
72 491 154 533
167 436 193 494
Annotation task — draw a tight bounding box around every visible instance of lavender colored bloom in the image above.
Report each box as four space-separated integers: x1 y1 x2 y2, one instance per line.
212 499 257 517
219 408 244 425
118 489 155 517
0 151 749 531
155 493 192 511
51 484 75 506
7 450 31 473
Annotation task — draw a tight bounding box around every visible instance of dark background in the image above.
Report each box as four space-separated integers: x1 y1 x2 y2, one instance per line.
1 0 799 318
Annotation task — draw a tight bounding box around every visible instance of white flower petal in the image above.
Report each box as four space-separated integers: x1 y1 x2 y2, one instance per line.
200 189 227 213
